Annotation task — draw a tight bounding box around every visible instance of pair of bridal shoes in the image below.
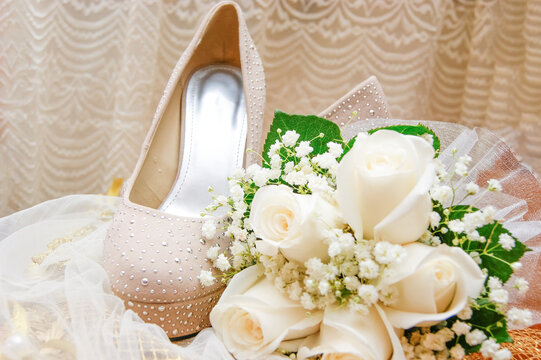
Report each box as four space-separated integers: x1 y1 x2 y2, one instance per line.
103 1 390 338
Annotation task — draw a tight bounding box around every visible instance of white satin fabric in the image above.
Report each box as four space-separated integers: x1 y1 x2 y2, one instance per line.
0 120 540 359
2 0 541 216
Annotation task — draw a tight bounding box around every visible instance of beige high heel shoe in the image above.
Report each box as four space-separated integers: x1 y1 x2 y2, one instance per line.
103 2 265 338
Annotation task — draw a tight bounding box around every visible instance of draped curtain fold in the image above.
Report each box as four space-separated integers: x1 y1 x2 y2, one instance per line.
1 0 540 216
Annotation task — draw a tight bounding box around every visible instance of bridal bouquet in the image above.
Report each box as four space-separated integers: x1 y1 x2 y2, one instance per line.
198 111 532 360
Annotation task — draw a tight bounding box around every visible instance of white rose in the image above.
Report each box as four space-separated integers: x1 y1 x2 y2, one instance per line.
297 305 405 360
383 243 486 328
249 185 344 264
336 130 435 244
210 264 323 359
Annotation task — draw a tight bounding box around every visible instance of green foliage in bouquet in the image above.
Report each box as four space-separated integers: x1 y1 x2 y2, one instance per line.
262 111 343 166
434 204 528 283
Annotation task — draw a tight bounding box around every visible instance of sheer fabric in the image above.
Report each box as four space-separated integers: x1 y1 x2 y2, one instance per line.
0 195 237 359
2 0 541 215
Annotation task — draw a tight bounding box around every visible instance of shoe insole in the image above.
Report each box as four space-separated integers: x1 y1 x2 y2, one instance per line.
159 65 247 217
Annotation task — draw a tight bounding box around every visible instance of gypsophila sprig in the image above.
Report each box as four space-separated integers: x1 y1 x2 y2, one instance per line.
201 112 532 360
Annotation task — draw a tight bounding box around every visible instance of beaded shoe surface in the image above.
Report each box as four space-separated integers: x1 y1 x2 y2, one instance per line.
103 1 265 338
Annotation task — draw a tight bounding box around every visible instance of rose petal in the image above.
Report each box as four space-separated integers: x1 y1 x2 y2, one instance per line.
336 147 364 241
374 163 434 244
336 130 435 242
210 264 323 358
297 304 400 360
250 185 341 264
383 243 486 328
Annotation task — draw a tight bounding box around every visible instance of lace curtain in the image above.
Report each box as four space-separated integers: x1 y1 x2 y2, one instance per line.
1 0 540 216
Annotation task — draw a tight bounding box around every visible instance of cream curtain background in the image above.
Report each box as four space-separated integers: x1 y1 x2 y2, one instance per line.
1 0 540 216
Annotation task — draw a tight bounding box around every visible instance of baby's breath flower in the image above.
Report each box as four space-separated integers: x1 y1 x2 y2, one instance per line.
488 179 502 192
451 321 471 335
327 142 343 158
469 251 482 264
435 159 447 179
482 206 497 222
307 174 332 194
379 286 398 306
373 242 405 265
450 344 465 360
231 168 245 179
438 328 455 342
246 163 261 178
448 220 465 233
357 284 378 306
305 258 326 280
430 235 442 245
458 304 473 320
419 231 432 244
466 182 479 195
480 338 500 358
231 226 248 241
215 253 231 272
206 245 220 261
229 184 244 202
492 348 512 360
283 161 295 174
282 130 300 147
312 153 338 170
488 276 502 290
268 139 282 155
201 220 217 239
295 141 313 158
198 270 215 286
465 329 486 346
489 288 509 304
318 281 330 295
511 262 523 271
507 307 532 327
455 162 468 177
498 233 515 250
285 170 307 186
429 212 441 229
343 276 361 291
514 277 529 295
348 301 369 315
463 211 486 232
457 155 472 165
300 292 316 310
430 185 452 203
466 230 482 242
422 333 446 351
358 259 379 279
253 168 271 187
270 154 282 170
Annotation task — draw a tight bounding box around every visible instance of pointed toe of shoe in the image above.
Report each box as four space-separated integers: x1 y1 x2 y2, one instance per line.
103 200 227 337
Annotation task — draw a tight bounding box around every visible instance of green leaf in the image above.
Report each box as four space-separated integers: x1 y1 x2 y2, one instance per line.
368 124 440 157
451 298 512 354
262 111 344 167
338 136 357 162
436 205 528 283
471 298 513 343
477 223 528 283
